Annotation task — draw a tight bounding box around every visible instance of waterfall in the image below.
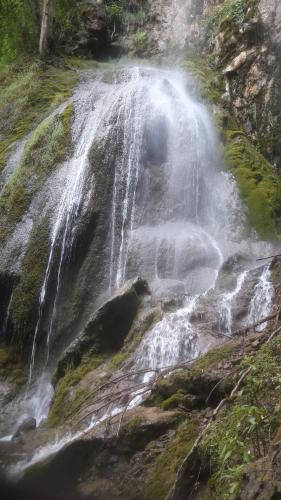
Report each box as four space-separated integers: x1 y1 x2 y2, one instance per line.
3 63 276 473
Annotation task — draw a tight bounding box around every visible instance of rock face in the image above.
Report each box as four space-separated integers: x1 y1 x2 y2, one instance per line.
211 0 281 169
55 277 150 381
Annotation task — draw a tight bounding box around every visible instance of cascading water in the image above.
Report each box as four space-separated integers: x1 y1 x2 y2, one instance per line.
1 63 276 473
247 265 274 331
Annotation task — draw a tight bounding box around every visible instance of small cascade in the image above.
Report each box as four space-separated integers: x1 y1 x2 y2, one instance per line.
134 297 199 380
218 271 248 335
247 265 274 331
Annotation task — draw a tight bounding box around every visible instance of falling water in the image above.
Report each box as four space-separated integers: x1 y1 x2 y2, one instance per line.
247 265 274 331
218 271 248 335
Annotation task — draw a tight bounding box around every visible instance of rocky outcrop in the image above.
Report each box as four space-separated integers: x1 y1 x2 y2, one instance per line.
55 277 150 381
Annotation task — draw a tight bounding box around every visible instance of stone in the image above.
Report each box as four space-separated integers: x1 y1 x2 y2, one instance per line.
55 277 150 382
13 417 36 440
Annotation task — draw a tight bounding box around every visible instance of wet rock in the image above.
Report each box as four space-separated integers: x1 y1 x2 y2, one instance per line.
18 406 178 500
13 417 36 441
55 277 150 382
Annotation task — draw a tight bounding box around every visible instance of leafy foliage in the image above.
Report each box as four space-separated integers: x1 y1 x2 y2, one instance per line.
200 340 281 498
0 0 40 62
105 0 147 34
203 0 251 38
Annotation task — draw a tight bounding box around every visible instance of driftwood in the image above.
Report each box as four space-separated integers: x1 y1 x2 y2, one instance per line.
257 253 281 261
67 358 198 423
234 311 278 336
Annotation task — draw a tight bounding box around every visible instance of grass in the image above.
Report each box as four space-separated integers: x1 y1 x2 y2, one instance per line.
0 59 79 172
200 339 281 499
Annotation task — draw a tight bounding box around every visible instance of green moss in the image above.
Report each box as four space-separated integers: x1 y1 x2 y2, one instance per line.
0 103 73 242
145 419 199 500
200 339 281 499
181 57 224 105
122 416 142 435
150 342 236 408
110 350 129 369
195 343 236 371
182 57 281 241
161 390 186 411
0 345 27 388
0 60 78 171
48 353 106 427
225 133 281 239
10 220 51 341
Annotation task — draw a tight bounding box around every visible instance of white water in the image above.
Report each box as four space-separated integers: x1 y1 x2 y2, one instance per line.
219 271 248 335
247 265 274 331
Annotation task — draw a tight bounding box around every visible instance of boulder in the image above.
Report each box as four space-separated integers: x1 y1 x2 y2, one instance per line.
55 277 150 382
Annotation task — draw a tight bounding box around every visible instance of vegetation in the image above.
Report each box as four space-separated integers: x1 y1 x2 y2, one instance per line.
0 345 27 388
48 352 107 427
182 56 281 240
0 102 73 242
225 131 281 239
146 419 199 500
105 0 147 34
10 220 51 343
200 339 281 498
0 0 85 63
0 60 78 172
203 0 252 38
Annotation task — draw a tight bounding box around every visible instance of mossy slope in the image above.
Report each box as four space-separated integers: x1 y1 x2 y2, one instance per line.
225 132 281 239
0 103 73 244
0 60 78 171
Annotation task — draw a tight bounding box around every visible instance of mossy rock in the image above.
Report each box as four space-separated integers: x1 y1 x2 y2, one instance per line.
145 418 199 500
0 60 79 172
10 219 51 343
225 133 281 240
48 352 106 427
0 103 73 243
0 344 27 388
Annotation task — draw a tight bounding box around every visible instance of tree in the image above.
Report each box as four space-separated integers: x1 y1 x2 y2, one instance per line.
39 0 55 57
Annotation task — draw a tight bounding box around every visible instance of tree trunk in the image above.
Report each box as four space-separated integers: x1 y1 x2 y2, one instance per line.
39 0 55 57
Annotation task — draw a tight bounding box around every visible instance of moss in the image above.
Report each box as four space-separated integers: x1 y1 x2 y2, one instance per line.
145 419 199 500
199 339 281 499
225 133 281 239
0 103 73 242
48 353 106 427
150 342 236 408
194 342 236 371
10 220 51 342
181 57 224 105
0 345 27 389
110 350 129 369
161 391 186 411
182 57 281 241
122 416 142 435
0 60 78 171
